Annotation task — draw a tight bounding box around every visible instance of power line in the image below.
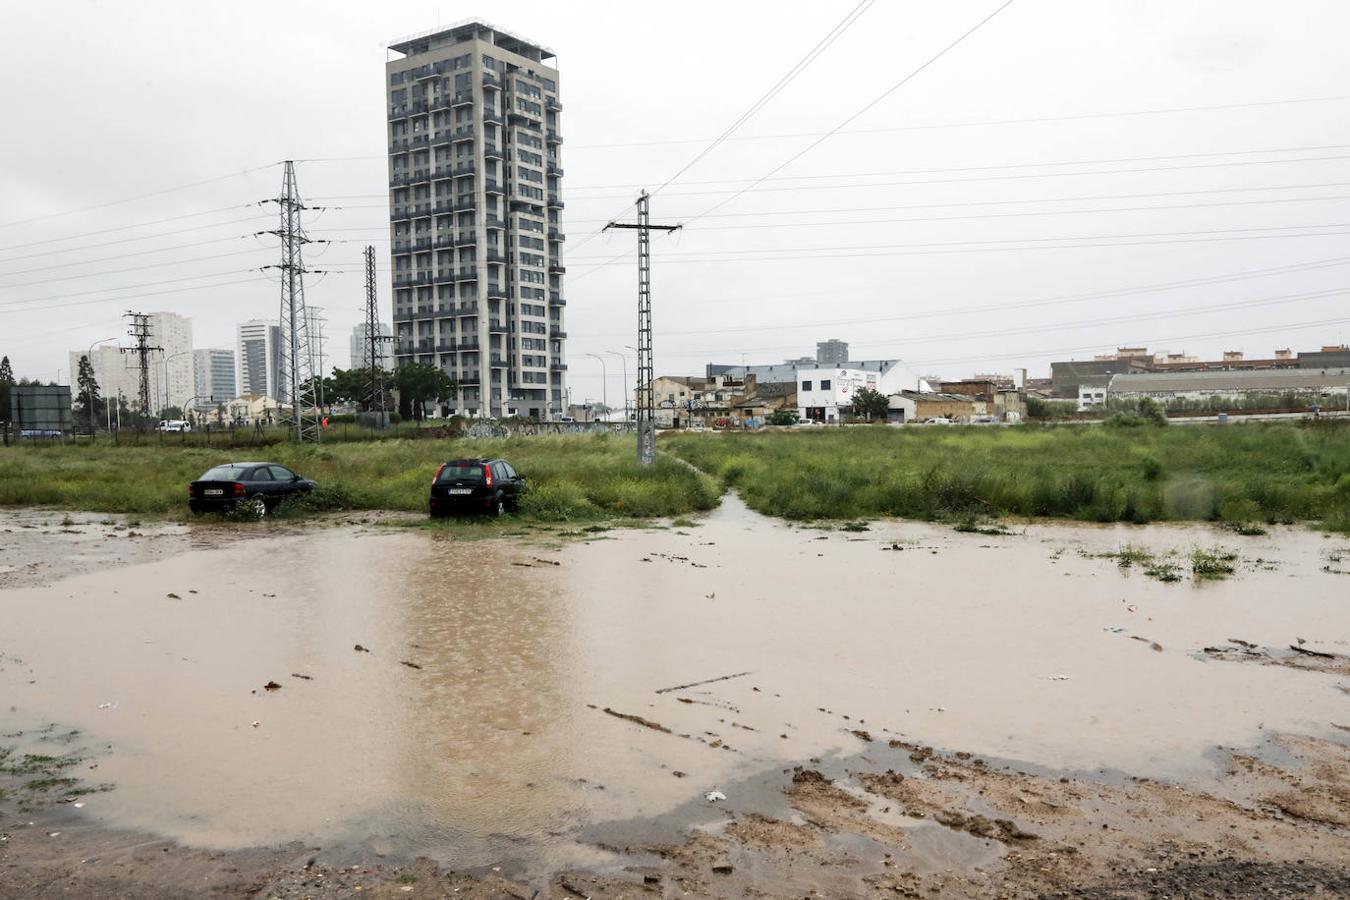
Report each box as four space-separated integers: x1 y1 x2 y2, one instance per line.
0 269 268 312
0 231 265 278
567 94 1350 150
0 213 274 264
568 253 1350 340
651 0 875 196
0 246 273 290
0 163 280 231
0 203 265 255
681 0 1021 227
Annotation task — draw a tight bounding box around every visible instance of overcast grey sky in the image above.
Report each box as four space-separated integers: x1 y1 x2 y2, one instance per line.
2 0 1348 401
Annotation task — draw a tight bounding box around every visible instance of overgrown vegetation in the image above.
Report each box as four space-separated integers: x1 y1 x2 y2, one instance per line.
0 434 721 521
665 422 1350 531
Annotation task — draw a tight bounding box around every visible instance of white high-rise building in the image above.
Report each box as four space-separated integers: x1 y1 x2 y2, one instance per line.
193 349 237 409
237 320 281 399
69 311 193 415
350 322 394 371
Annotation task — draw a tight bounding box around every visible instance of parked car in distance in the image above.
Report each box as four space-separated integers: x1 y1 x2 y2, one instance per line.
157 419 192 433
188 462 316 515
429 457 526 518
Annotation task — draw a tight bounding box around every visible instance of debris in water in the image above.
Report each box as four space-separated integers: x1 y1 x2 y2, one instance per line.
711 862 734 874
400 660 423 670
166 593 181 599
1048 674 1071 681
250 721 261 728
851 729 873 742
601 707 671 733
671 771 686 778
263 681 282 691
1289 644 1336 659
1103 626 1127 634
291 673 313 680
705 790 727 802
97 701 117 710
655 670 752 694
1129 636 1164 652
354 644 371 653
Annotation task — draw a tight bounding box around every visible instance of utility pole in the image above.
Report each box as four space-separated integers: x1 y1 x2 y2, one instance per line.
606 349 630 423
120 312 161 429
603 191 681 464
263 160 321 443
585 353 608 421
362 245 394 421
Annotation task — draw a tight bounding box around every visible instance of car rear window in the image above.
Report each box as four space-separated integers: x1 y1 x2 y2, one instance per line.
200 465 248 481
436 463 486 483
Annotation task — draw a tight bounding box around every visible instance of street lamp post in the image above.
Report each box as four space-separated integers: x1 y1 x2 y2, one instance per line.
160 350 190 417
84 337 117 438
605 350 629 423
585 353 608 422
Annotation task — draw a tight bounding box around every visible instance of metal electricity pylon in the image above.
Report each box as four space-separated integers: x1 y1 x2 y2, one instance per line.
263 161 321 442
306 305 327 412
603 191 681 465
361 245 394 418
119 311 161 426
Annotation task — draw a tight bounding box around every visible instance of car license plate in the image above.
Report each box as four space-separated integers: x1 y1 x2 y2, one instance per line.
448 488 472 495
204 489 223 496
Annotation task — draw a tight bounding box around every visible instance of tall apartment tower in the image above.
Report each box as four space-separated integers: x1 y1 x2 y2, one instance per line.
193 349 238 409
816 338 849 366
350 321 394 371
386 21 566 419
237 320 281 399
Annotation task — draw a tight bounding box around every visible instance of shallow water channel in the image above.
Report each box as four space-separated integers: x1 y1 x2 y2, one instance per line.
1 497 1346 870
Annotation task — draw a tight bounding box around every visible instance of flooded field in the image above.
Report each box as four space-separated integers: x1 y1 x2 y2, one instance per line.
1 499 1347 896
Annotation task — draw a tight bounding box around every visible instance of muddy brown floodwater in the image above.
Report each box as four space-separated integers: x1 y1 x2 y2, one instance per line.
1 498 1347 898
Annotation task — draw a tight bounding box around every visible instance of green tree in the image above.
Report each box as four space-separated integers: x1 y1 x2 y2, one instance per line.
75 354 105 428
0 355 13 423
767 410 799 426
394 362 458 422
846 387 890 421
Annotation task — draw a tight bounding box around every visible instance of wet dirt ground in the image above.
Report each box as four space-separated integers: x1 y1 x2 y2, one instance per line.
1 499 1346 897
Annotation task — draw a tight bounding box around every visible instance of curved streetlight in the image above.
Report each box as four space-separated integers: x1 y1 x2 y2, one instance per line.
160 350 191 417
604 350 630 423
83 337 118 436
584 353 607 421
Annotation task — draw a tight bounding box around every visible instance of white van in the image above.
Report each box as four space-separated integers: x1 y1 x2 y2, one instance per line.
157 419 192 433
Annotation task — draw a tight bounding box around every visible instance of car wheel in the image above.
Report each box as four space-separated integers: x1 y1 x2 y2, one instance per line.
494 497 505 517
247 494 268 518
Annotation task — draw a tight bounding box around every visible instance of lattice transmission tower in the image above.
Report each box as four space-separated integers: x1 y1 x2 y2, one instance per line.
361 245 394 418
264 161 321 442
119 311 161 426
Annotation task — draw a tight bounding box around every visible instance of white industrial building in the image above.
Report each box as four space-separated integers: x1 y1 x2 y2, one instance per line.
1105 368 1350 404
797 362 931 423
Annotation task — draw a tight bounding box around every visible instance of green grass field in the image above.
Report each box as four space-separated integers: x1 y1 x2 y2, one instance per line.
664 423 1350 532
0 434 720 521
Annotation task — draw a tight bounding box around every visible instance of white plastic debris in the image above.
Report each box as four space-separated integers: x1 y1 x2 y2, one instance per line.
250 720 261 728
1048 674 1071 681
704 790 727 802
97 702 117 710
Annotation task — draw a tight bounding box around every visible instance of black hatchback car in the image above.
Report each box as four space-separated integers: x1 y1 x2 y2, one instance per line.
189 462 316 515
429 458 526 517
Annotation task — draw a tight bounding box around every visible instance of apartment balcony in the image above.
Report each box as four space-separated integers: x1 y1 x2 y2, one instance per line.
548 263 566 274
453 162 476 176
452 127 475 142
390 207 412 222
550 327 567 338
412 204 432 218
459 370 482 385
483 112 505 127
414 237 432 251
489 355 509 367
393 274 414 287
413 272 434 285
458 338 481 350
388 106 408 120
431 168 453 180
548 292 566 306
392 240 412 254
433 236 455 250
411 101 429 114
485 250 506 264
550 361 568 371
410 133 429 148
389 173 412 187
436 341 457 352
483 180 504 195
547 229 565 242
457 302 480 316
455 194 477 209
455 232 477 247
545 96 562 111
389 139 410 153
454 267 479 282
545 131 562 144
452 92 474 107
432 201 453 215
432 131 454 146
485 284 508 300
547 195 564 209
482 73 501 89
485 215 506 229
546 163 563 177
488 321 508 334
416 339 435 351
483 144 504 159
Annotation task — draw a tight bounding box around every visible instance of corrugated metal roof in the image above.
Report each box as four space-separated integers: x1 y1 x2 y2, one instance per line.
1108 368 1350 393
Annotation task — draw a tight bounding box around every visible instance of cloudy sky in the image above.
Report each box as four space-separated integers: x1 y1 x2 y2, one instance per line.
2 0 1348 402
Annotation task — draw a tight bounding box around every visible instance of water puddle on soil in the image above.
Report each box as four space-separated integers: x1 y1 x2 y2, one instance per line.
0 496 1346 870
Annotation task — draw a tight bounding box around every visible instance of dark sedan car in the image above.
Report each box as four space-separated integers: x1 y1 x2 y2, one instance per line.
429 458 526 518
189 462 316 516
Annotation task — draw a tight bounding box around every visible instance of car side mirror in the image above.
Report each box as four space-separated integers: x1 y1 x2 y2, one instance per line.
291 474 301 482
518 474 527 481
